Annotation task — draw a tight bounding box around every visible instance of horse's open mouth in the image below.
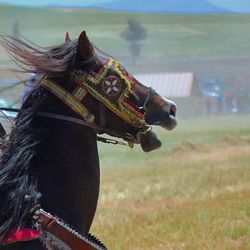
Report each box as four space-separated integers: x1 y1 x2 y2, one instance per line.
162 119 177 131
163 104 177 130
161 118 177 131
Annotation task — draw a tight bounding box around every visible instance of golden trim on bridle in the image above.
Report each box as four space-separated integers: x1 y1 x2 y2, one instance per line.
72 58 146 128
40 58 151 146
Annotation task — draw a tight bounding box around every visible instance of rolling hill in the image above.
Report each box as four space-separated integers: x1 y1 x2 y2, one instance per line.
0 0 230 13
208 0 250 13
90 0 229 13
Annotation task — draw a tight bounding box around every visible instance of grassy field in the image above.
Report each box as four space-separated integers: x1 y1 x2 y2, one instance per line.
1 7 250 65
92 115 250 249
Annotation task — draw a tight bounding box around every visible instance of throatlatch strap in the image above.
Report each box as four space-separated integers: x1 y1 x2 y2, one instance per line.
41 79 94 123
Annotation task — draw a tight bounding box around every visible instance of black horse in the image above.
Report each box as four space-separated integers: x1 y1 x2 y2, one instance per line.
0 31 177 249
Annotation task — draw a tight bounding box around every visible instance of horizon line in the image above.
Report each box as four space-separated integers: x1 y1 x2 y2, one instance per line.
1 2 250 14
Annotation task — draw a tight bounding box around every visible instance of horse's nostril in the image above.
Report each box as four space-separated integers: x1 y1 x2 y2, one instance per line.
170 105 177 117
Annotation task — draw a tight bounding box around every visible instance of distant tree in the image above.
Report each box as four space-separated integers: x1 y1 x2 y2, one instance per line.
121 19 147 63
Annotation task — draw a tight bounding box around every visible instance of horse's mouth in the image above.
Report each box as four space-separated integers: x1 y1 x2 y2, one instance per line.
161 104 177 131
168 111 177 130
140 107 177 152
161 118 177 131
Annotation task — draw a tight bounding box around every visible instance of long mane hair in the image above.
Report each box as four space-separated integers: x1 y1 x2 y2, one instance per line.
0 34 78 76
0 34 80 237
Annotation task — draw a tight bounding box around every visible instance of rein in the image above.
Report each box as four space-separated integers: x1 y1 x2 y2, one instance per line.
37 111 145 146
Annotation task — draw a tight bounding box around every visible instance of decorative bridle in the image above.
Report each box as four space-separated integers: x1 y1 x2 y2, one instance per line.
0 58 155 147
1 58 154 147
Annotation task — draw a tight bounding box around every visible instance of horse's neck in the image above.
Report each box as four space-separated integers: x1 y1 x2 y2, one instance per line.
33 121 100 233
37 120 99 169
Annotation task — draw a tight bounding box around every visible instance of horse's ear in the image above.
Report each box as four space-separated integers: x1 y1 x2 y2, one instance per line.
78 31 94 61
65 32 71 43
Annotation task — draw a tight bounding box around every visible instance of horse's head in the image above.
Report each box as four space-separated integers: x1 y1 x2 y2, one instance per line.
68 31 177 152
1 31 177 152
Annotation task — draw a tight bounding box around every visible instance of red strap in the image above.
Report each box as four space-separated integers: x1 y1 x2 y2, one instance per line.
1 228 40 246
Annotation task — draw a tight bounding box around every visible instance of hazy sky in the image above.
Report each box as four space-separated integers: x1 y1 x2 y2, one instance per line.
1 0 250 12
0 0 113 7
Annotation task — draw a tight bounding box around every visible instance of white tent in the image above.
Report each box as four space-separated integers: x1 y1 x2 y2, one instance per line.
134 72 195 98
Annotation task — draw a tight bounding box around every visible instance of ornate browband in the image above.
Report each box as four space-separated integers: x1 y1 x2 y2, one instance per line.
41 58 146 128
72 58 145 128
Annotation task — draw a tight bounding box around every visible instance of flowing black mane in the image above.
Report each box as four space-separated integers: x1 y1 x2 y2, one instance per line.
0 34 79 76
0 33 100 240
0 87 52 237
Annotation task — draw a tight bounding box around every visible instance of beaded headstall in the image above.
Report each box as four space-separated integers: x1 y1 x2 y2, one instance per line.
41 58 146 128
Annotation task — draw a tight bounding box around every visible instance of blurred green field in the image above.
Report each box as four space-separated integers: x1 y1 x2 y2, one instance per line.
93 115 250 249
1 7 250 64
